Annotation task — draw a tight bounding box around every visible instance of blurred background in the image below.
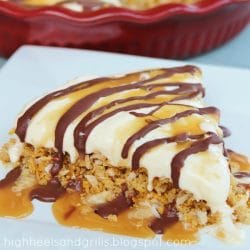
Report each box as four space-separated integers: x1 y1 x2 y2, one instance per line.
0 0 249 69
0 26 248 68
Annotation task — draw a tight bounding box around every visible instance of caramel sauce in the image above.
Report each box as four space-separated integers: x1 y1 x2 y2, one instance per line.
163 222 198 244
153 105 191 119
0 186 33 218
0 172 200 243
52 192 155 238
170 115 204 136
1 148 243 233
52 193 199 242
0 187 199 242
229 151 250 172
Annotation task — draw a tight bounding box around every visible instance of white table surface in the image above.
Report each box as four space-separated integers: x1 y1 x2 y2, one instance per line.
0 26 249 69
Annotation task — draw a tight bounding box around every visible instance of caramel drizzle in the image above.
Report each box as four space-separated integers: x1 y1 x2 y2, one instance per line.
74 101 204 153
73 90 174 149
56 81 203 154
15 67 175 141
122 107 219 158
16 66 200 142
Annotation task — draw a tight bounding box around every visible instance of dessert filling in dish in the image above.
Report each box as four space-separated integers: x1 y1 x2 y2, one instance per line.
0 66 249 243
3 0 202 11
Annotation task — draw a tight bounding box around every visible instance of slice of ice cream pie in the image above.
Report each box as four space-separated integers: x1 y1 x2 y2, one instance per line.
0 66 249 243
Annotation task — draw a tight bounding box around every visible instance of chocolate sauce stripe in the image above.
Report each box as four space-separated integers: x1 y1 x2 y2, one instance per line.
132 133 206 170
95 191 133 217
74 90 174 130
122 107 220 159
171 133 223 187
0 167 22 189
219 126 231 138
128 94 201 118
56 80 202 153
55 81 151 152
130 107 161 117
143 82 204 96
16 66 197 142
74 87 203 143
149 202 178 234
16 77 108 142
74 102 166 152
80 80 202 123
170 90 203 102
30 179 65 202
233 172 250 179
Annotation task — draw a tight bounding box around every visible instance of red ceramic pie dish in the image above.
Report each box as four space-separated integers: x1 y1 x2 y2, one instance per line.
0 0 249 58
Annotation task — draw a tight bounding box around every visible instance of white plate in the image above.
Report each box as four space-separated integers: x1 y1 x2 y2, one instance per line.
0 45 249 250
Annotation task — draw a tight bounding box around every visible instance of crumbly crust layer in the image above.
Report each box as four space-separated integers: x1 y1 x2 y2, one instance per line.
1 140 249 229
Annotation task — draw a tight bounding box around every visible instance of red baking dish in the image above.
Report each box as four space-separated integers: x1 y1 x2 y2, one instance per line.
0 0 249 58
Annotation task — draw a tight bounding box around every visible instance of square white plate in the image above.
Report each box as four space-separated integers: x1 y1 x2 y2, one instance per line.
0 45 249 250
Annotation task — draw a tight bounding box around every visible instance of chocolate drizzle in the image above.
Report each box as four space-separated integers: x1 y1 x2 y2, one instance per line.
95 190 133 218
132 133 206 170
0 167 21 189
149 203 178 234
73 90 173 135
75 102 166 152
30 178 65 202
233 172 250 179
56 81 202 154
50 153 63 176
171 133 223 187
15 76 109 142
220 126 231 138
122 107 219 158
67 179 83 192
